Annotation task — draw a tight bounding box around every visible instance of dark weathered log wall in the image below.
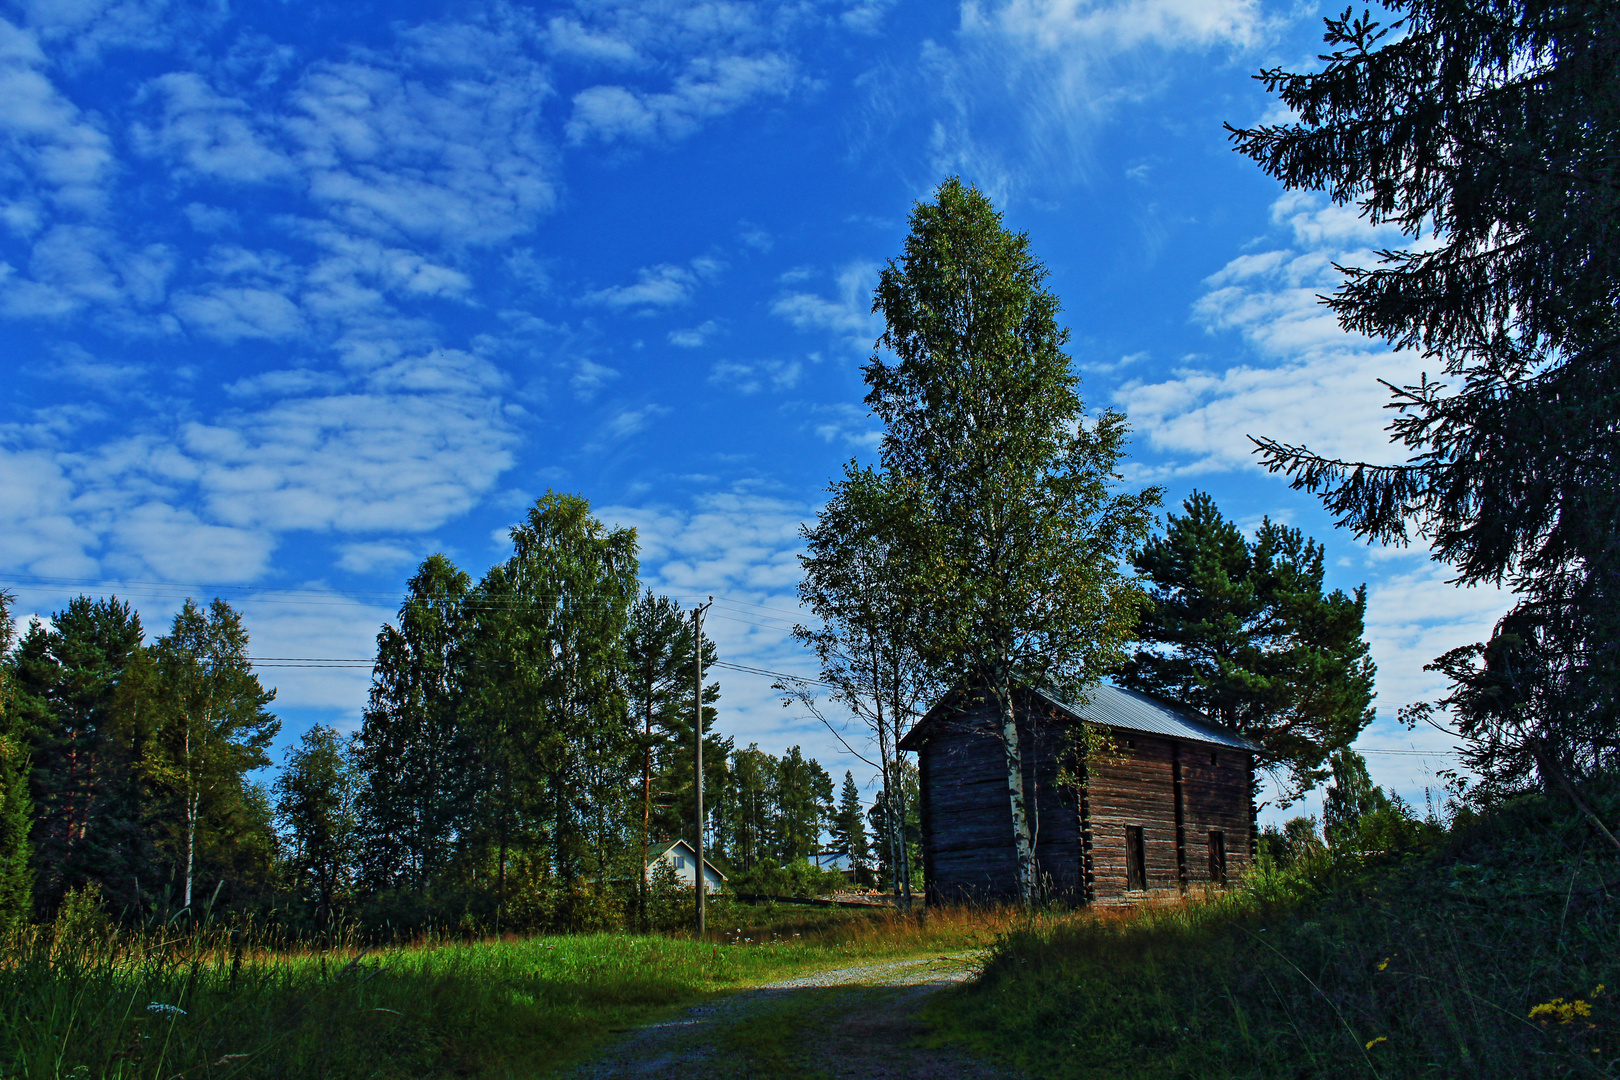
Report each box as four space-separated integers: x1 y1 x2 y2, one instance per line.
914 697 1252 907
918 699 1082 905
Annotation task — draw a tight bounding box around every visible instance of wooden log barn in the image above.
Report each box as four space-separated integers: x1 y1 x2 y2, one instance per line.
898 683 1263 905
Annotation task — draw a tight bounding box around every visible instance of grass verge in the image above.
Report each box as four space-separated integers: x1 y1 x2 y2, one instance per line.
0 904 1010 1079
926 788 1620 1079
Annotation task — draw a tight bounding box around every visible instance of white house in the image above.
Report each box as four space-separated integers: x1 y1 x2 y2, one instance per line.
645 839 726 893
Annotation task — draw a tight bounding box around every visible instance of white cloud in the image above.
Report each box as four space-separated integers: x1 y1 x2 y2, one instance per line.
336 540 419 574
669 320 719 347
545 16 643 66
870 0 1271 195
571 357 620 398
0 19 116 215
583 257 721 310
132 71 293 182
709 358 801 394
771 260 881 351
808 402 881 448
601 404 670 441
1116 193 1425 474
173 285 305 342
566 53 797 145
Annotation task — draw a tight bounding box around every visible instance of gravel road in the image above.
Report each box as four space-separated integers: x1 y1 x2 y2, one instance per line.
564 955 1024 1080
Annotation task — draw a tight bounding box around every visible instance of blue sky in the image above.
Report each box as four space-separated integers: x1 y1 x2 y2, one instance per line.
0 0 1504 821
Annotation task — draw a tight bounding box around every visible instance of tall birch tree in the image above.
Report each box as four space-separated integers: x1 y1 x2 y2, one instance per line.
863 178 1160 905
147 599 278 912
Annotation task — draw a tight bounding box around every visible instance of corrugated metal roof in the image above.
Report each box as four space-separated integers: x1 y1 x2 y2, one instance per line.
1035 683 1264 752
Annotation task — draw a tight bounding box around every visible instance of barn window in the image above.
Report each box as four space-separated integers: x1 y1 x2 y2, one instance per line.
1210 751 1218 766
1125 826 1147 891
1208 831 1227 884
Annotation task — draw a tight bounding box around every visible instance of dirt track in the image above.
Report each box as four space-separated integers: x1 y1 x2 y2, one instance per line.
564 955 1023 1079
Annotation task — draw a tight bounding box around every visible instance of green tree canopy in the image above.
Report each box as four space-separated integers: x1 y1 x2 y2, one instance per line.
0 590 33 924
353 554 472 894
1230 0 1620 796
146 598 280 912
274 724 357 926
861 177 1161 902
1121 491 1376 802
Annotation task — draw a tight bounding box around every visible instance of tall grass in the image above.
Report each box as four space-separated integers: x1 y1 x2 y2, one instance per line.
0 900 1012 1078
929 787 1620 1079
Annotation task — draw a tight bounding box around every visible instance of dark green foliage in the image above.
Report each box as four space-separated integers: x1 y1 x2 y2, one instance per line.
934 780 1620 1079
353 554 472 896
274 725 357 925
0 590 33 925
1122 492 1376 800
726 857 845 899
10 596 146 913
830 772 870 879
461 491 639 917
725 743 778 872
868 759 920 893
774 747 833 863
1231 0 1620 794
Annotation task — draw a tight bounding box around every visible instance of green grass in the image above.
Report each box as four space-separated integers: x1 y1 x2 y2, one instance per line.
0 904 1009 1079
926 788 1620 1079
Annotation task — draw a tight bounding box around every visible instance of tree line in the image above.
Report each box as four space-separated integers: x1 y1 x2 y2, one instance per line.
0 492 904 932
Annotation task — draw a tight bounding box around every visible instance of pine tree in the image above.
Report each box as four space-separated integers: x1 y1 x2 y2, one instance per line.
1121 492 1376 801
862 178 1160 904
1230 0 1620 802
274 725 357 926
10 596 145 913
353 555 471 894
0 590 34 924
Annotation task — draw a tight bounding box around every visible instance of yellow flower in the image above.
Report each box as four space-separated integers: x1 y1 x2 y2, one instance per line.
1376 957 1391 972
1365 1036 1388 1050
1529 998 1592 1025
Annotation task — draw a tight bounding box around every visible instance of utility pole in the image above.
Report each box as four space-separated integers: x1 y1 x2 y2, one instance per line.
693 597 714 937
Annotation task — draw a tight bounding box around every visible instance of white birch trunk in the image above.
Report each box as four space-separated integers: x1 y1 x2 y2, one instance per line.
999 691 1035 907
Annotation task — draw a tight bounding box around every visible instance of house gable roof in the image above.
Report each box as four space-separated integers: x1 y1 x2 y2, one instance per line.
898 681 1263 754
644 838 728 879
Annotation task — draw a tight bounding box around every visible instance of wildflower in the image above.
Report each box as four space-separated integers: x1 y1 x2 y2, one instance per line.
1365 1037 1387 1050
1594 985 1606 997
1376 957 1391 972
147 1002 186 1017
1529 998 1592 1025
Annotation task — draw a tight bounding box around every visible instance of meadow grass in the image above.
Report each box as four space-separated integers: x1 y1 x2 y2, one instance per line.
926 788 1620 1079
0 902 1011 1079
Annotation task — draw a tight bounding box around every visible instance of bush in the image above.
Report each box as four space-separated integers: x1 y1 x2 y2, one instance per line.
930 776 1620 1079
725 858 845 898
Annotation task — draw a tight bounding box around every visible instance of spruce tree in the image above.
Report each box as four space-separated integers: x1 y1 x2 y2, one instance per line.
1121 492 1376 801
830 772 870 878
1230 0 1620 799
0 590 34 924
774 747 832 863
353 555 471 894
